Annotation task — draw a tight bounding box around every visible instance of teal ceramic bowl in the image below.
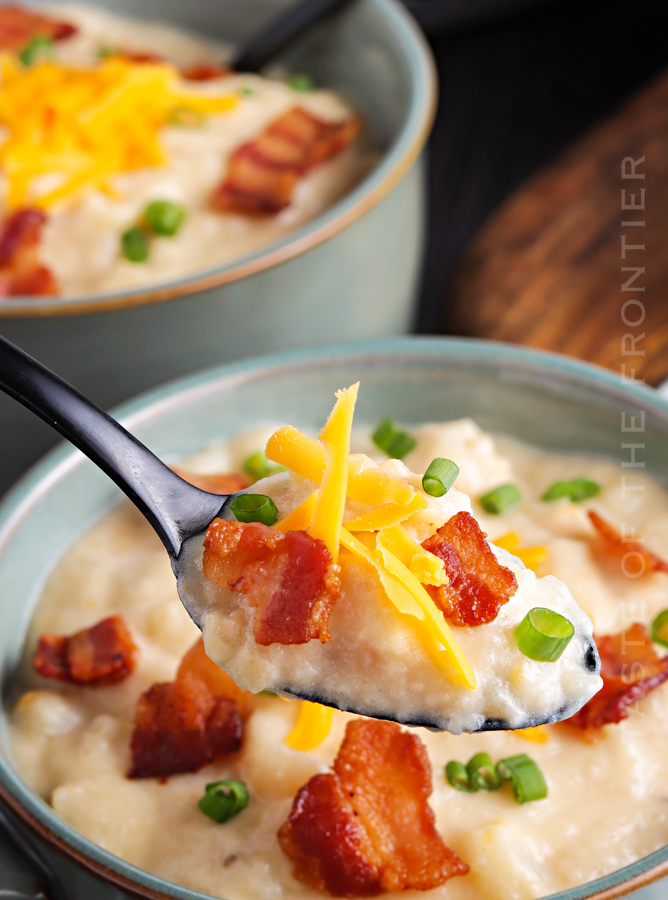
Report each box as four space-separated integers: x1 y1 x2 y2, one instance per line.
0 0 436 495
1 337 668 900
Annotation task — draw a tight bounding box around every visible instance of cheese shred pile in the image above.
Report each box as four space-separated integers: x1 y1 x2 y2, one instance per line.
0 55 237 209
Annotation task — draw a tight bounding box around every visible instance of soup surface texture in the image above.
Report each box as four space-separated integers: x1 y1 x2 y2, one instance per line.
9 419 668 900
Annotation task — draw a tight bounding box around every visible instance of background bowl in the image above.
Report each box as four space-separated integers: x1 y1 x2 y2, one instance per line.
0 0 435 495
1 336 668 900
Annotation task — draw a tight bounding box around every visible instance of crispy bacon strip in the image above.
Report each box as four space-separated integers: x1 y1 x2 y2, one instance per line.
212 107 362 216
203 519 341 645
588 510 668 574
421 511 518 626
567 623 668 730
278 720 468 897
0 4 76 50
129 638 253 779
33 615 137 686
0 208 58 297
181 62 229 81
172 467 250 495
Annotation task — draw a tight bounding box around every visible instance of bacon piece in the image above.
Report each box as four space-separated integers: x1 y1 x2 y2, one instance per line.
212 107 362 216
0 4 76 50
129 638 253 779
203 519 341 645
421 511 518 626
278 720 468 897
181 62 230 81
0 208 58 297
567 623 668 730
588 510 668 574
33 615 137 686
172 467 250 495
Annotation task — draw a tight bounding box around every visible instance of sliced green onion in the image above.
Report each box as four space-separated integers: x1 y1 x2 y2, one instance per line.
230 493 279 526
542 477 600 503
167 105 208 128
19 35 54 66
198 779 249 823
515 607 574 662
260 689 278 697
651 609 668 649
496 754 547 804
467 752 501 791
445 760 476 792
288 73 313 92
479 483 522 514
97 44 116 59
144 200 186 237
422 458 459 497
372 418 416 460
121 226 149 262
239 85 255 97
243 451 286 481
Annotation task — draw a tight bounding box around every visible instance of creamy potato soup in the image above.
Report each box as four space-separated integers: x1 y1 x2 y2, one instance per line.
10 419 668 900
0 4 375 295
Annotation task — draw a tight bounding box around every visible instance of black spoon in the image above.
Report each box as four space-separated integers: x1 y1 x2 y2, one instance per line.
231 0 355 73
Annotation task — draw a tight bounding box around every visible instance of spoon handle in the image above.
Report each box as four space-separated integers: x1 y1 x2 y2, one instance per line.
232 0 355 73
0 336 227 559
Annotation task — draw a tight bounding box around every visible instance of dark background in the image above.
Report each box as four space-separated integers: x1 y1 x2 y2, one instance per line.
414 0 668 334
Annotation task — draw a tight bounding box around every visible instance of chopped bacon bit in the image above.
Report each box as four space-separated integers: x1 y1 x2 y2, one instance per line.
421 511 518 626
33 615 137 686
181 62 230 81
172 467 251 495
212 107 362 216
567 623 668 730
0 4 77 50
588 510 668 574
203 519 341 646
0 208 58 297
278 720 468 897
129 638 253 779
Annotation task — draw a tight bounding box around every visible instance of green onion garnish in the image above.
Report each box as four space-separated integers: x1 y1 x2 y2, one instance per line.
243 451 286 480
144 200 186 237
198 779 249 823
651 609 668 649
542 478 601 502
288 73 313 92
445 760 477 792
121 226 149 262
167 105 208 128
422 458 459 497
230 493 279 526
496 754 547 804
240 85 255 97
467 752 501 791
97 44 116 59
515 607 574 662
19 35 54 67
372 418 416 460
261 689 278 697
479 483 522 514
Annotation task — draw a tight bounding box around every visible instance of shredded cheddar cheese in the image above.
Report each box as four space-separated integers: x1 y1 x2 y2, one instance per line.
376 524 446 586
310 383 359 561
0 55 237 208
274 491 318 533
494 532 549 573
265 426 415 507
516 725 549 743
344 494 427 532
286 700 333 751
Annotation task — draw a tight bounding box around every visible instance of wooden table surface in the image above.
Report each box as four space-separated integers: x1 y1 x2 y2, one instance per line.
417 0 668 384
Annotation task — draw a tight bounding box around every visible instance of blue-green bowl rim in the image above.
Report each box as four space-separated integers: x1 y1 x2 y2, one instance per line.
1 336 668 900
0 0 437 318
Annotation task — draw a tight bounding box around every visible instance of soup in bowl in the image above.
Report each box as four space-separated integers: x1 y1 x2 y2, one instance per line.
1 337 668 900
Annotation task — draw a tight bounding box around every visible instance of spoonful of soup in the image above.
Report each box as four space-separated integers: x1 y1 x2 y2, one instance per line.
0 336 602 733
